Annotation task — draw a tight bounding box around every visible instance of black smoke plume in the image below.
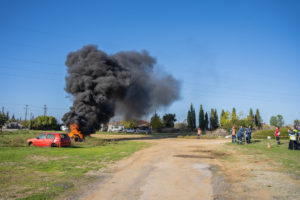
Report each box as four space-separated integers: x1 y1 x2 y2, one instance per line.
62 45 180 135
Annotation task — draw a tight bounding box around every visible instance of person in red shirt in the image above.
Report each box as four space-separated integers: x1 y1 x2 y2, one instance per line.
274 127 280 145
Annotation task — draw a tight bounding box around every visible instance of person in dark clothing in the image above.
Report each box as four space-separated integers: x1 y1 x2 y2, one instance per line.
297 125 300 143
288 126 298 150
238 126 244 145
246 126 252 144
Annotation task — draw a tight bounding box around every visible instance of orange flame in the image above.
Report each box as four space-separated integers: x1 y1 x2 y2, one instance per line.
68 123 84 141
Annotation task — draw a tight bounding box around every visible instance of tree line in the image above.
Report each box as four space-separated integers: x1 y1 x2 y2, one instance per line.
0 109 60 131
149 113 177 131
220 107 262 132
187 104 263 132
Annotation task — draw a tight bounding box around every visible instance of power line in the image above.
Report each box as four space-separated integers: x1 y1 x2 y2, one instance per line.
0 73 63 81
0 102 70 110
0 22 79 41
0 55 62 67
0 65 64 76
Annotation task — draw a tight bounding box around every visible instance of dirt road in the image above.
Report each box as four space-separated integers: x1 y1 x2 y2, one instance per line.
76 139 227 200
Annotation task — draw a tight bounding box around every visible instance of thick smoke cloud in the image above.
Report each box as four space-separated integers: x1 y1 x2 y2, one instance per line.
62 45 180 135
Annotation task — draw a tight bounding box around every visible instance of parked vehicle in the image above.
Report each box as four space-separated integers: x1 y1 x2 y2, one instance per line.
124 128 136 133
27 133 71 147
60 125 69 131
110 125 124 132
136 127 151 134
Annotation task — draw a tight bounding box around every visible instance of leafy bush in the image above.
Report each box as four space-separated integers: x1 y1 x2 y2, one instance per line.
30 116 60 130
121 119 138 129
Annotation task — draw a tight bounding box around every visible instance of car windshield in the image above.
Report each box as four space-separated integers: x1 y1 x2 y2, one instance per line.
46 134 55 139
38 134 46 139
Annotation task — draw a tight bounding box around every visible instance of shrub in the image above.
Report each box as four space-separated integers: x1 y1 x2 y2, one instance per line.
30 116 60 130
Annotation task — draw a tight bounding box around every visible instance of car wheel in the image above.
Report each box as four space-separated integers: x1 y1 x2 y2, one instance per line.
28 142 33 146
51 143 57 147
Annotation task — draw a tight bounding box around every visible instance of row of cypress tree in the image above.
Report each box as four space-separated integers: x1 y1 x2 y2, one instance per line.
187 104 262 131
187 104 218 131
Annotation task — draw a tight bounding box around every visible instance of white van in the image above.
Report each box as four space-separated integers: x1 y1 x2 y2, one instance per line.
109 125 124 132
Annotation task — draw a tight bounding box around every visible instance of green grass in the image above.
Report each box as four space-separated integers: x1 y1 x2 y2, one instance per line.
0 130 68 147
252 128 290 140
226 139 300 176
95 130 222 139
0 130 149 200
95 130 189 138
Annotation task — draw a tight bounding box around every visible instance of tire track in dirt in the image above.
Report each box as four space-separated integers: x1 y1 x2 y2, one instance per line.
73 139 227 200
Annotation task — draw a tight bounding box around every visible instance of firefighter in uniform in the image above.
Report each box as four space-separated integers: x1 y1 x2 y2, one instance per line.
288 126 298 150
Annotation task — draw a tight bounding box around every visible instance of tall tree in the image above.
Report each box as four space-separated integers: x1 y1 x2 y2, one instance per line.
247 108 255 127
255 109 262 128
0 112 8 134
209 108 216 130
204 112 209 130
270 115 284 127
187 104 196 130
276 115 284 127
220 110 230 127
294 119 300 126
6 112 9 121
187 109 191 130
163 113 177 128
192 105 196 130
231 107 238 123
11 114 15 122
122 119 138 129
199 105 205 130
270 116 277 127
214 109 219 128
220 110 225 122
150 113 163 131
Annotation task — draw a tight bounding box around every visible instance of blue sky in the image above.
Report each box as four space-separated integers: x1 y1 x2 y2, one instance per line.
0 0 299 125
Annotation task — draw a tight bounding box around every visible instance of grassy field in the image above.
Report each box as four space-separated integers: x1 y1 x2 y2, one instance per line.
252 128 290 140
96 130 221 139
224 139 300 176
95 130 180 138
0 130 149 200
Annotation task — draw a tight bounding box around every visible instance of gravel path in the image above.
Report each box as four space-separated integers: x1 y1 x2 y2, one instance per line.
76 139 227 200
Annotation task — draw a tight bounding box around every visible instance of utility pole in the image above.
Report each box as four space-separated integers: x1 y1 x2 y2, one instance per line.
44 105 47 116
24 105 29 122
29 113 33 129
1 106 4 114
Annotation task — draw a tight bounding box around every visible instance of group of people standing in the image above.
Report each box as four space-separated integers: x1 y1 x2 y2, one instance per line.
231 125 252 144
230 125 300 150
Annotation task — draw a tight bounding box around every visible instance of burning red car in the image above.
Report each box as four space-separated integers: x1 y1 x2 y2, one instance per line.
27 133 71 147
